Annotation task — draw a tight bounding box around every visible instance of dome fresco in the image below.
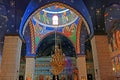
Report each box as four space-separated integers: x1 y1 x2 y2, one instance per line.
19 0 94 41
23 4 84 56
18 0 95 56
33 5 78 27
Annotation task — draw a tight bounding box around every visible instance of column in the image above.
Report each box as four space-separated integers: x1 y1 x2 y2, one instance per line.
0 53 1 73
77 55 87 80
0 35 22 80
91 35 114 80
25 58 35 80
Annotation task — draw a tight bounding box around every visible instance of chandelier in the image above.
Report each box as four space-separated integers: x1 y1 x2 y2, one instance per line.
50 27 66 75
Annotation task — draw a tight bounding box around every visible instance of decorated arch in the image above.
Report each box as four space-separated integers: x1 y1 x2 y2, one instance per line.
19 0 93 57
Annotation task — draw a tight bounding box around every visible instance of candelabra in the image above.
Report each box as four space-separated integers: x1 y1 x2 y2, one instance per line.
50 45 66 75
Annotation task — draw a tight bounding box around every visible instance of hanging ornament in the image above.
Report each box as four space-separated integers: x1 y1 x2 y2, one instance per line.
50 45 66 75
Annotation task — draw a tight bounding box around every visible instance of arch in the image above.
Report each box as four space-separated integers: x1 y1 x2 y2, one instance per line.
36 32 77 57
19 0 93 40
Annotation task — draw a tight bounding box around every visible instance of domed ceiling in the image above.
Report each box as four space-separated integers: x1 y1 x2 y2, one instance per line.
0 0 119 58
23 4 88 56
33 5 78 27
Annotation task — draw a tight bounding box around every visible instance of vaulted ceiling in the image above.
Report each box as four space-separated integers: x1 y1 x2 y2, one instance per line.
0 0 119 57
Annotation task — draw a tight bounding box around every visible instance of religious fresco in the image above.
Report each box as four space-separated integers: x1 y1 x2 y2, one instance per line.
109 30 120 73
115 30 120 49
105 4 120 52
30 20 79 54
62 23 77 45
109 32 117 52
33 5 78 27
17 0 93 56
105 4 120 77
28 5 82 55
108 22 120 52
111 55 120 73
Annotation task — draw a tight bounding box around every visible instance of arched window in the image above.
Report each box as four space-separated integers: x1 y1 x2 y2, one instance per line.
52 15 58 25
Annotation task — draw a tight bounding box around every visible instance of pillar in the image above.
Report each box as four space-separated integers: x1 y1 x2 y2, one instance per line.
0 35 22 80
91 35 114 80
25 58 35 80
77 55 87 80
0 53 1 73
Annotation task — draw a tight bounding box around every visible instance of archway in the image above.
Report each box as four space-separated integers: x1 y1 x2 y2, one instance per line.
19 2 93 56
19 1 93 80
34 32 77 80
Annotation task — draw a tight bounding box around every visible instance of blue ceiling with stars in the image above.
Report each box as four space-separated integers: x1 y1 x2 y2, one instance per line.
0 0 120 58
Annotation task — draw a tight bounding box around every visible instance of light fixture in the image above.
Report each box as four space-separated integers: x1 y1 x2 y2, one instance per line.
112 67 115 71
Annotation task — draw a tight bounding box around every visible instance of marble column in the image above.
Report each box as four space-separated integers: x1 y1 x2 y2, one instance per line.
25 57 35 80
77 55 87 80
0 35 22 80
91 35 114 80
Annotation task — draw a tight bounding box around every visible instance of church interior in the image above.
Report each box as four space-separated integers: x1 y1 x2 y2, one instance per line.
0 0 120 80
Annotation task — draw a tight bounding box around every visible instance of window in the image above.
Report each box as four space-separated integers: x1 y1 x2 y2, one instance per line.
52 15 58 25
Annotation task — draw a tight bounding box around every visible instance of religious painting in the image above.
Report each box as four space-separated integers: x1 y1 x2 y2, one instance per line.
115 56 119 71
28 4 81 55
113 33 118 51
62 23 77 45
34 22 44 48
61 12 68 24
111 58 115 71
112 55 120 72
115 30 120 49
33 5 78 26
109 31 120 52
39 75 44 80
